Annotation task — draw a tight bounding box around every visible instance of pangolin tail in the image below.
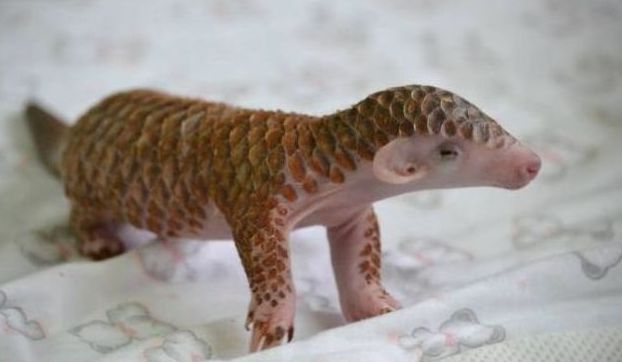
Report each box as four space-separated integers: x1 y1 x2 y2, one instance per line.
24 101 69 178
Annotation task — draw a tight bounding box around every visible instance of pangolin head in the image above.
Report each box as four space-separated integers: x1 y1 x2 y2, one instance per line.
351 84 540 190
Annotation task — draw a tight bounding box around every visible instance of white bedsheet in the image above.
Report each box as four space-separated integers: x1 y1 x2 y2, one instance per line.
1 1 621 361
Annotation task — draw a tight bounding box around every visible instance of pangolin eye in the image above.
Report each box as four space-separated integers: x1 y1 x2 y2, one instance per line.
438 144 460 160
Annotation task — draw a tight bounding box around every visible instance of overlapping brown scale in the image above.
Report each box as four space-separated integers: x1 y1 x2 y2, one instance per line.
235 161 251 185
467 105 481 119
80 103 122 183
172 176 192 210
309 120 336 157
173 106 208 227
280 184 297 202
135 100 171 159
265 128 284 149
71 97 156 206
247 122 266 145
228 182 245 207
133 98 198 231
159 109 187 159
354 114 376 144
375 91 394 108
488 123 507 148
393 87 413 101
441 120 457 137
459 122 474 140
138 140 169 204
301 175 318 194
248 140 267 167
282 129 297 156
356 140 376 161
332 144 356 171
229 114 250 145
439 94 455 112
80 98 124 140
355 98 376 117
414 114 428 134
329 165 345 184
473 122 490 143
427 108 446 134
286 151 306 182
150 180 171 228
398 119 414 137
374 107 398 138
266 146 285 176
421 93 440 116
388 98 405 126
282 115 299 130
331 117 358 151
296 123 315 158
157 109 189 189
63 85 510 241
410 87 427 102
231 134 250 166
403 97 419 121
373 130 389 148
160 160 177 194
308 148 330 177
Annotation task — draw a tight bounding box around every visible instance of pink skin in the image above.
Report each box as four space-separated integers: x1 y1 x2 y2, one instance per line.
327 207 401 322
88 129 541 352
290 133 541 331
240 132 540 350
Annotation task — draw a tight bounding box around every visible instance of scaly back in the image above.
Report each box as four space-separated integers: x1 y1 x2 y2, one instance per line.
59 85 509 237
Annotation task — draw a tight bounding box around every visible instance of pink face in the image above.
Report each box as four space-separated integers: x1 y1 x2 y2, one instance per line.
370 85 541 191
372 127 541 191
425 135 542 190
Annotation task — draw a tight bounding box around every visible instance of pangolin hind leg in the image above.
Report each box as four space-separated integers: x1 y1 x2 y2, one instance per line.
327 206 401 322
232 213 296 351
70 206 126 261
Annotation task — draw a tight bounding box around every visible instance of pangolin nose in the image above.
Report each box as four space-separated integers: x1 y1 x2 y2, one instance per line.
523 155 541 180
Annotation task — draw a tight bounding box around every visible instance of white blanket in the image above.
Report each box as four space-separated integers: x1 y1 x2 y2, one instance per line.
1 0 621 361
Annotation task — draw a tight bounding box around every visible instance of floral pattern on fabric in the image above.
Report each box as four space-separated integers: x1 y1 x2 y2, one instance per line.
398 309 505 360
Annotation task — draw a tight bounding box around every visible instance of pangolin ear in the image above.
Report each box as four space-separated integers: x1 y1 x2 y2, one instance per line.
372 139 428 184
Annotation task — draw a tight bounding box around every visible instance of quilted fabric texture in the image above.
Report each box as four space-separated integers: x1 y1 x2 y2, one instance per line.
444 326 622 362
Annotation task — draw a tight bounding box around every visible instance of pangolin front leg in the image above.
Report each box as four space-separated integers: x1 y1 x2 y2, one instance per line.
232 210 295 351
327 206 400 322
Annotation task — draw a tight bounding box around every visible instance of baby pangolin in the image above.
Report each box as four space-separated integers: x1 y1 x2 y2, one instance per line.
25 85 541 352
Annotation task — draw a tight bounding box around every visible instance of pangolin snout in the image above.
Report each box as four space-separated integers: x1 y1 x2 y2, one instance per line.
491 144 541 190
507 149 541 189
522 153 541 181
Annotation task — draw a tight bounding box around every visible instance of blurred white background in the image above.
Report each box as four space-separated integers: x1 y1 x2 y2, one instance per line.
0 1 621 361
